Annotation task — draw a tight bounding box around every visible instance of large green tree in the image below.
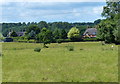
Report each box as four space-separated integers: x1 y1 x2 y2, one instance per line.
67 27 80 41
26 25 40 34
60 29 67 39
53 29 60 39
37 28 53 47
98 1 120 44
38 21 48 29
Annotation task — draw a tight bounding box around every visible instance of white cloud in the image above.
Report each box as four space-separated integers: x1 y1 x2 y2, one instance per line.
72 9 81 17
0 2 106 22
93 6 103 14
0 0 106 2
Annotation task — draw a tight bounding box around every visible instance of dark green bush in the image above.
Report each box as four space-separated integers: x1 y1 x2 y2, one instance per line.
64 39 71 42
56 39 71 43
56 39 63 43
34 47 41 52
4 38 13 42
83 38 98 41
80 48 84 50
67 46 74 51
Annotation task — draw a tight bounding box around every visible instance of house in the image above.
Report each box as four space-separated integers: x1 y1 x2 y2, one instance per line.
7 30 26 37
83 28 97 38
16 32 25 37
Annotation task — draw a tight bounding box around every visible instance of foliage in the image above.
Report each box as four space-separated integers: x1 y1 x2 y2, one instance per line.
0 33 3 38
56 39 72 43
98 19 115 43
98 1 120 44
4 38 13 42
34 47 41 52
28 30 36 39
10 31 18 37
37 28 53 47
38 21 48 29
60 29 67 39
66 46 74 51
67 27 80 41
26 25 40 34
94 19 101 25
113 27 120 44
53 29 60 39
2 21 97 37
56 39 63 43
83 37 98 41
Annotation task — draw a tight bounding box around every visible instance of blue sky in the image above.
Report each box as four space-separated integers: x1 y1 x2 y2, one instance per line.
0 2 106 23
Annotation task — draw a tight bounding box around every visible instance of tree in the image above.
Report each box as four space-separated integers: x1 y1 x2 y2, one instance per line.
37 28 53 47
101 2 119 19
53 29 60 39
10 31 18 37
98 19 116 43
98 1 120 44
60 29 67 39
113 26 120 44
67 27 80 41
26 25 40 34
28 30 36 39
38 21 48 29
94 19 101 25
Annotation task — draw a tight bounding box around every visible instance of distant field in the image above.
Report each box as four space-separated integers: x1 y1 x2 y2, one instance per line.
2 42 118 82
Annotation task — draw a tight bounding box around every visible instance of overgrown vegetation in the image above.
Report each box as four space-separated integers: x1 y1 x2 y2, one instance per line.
98 1 120 44
34 47 41 52
66 46 74 51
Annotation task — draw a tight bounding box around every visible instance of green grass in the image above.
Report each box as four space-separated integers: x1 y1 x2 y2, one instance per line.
0 43 2 83
2 42 118 82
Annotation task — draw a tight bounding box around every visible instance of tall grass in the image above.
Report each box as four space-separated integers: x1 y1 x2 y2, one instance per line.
2 42 118 82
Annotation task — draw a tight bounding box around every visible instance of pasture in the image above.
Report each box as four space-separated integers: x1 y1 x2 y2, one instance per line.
2 42 118 82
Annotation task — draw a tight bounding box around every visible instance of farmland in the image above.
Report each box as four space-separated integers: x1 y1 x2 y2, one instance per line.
2 42 118 82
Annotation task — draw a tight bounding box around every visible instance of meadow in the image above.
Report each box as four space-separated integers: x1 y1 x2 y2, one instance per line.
0 57 1 83
1 42 118 82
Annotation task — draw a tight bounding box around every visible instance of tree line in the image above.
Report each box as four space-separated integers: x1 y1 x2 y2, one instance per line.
1 21 100 37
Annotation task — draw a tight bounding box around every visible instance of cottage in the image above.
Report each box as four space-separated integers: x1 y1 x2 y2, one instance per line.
16 32 25 37
7 30 26 37
83 28 97 38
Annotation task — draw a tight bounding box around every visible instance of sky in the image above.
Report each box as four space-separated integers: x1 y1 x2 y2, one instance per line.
0 1 106 23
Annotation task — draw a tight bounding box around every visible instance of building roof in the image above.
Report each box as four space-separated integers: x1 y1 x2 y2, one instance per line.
16 32 25 36
7 31 25 37
83 28 97 35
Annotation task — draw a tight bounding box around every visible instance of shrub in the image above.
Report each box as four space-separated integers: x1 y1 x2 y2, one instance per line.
34 47 41 52
63 39 71 42
56 39 63 43
56 39 72 43
4 38 13 42
101 41 106 45
67 46 74 51
80 48 84 50
83 38 98 41
43 45 49 48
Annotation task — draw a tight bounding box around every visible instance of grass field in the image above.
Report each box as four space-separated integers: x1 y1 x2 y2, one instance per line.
0 56 1 83
2 42 118 82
